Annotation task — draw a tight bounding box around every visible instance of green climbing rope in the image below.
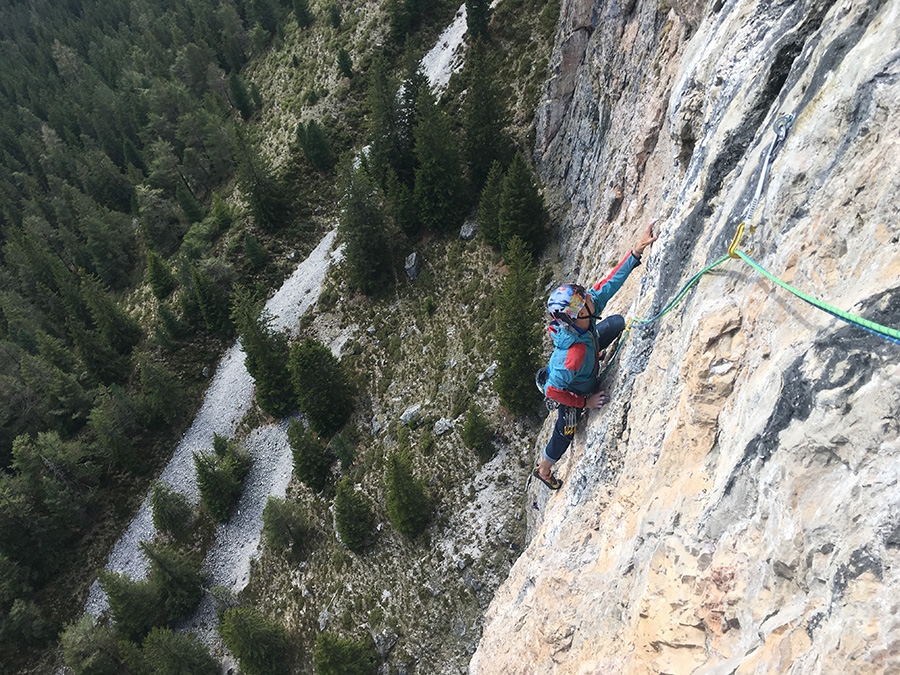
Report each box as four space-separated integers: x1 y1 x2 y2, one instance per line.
598 244 900 382
735 250 900 345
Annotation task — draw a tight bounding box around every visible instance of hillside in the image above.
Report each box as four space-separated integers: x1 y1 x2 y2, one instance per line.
472 0 900 672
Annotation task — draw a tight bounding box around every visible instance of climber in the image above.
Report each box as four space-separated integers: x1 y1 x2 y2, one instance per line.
533 222 658 490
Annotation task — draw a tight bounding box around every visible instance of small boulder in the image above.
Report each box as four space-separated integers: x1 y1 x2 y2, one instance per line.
460 219 478 240
405 251 421 280
400 404 422 426
434 417 453 436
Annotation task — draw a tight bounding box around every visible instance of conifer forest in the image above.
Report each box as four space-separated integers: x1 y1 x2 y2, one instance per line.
0 0 559 671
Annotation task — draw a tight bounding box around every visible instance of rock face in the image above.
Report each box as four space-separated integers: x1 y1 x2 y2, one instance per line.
472 0 900 673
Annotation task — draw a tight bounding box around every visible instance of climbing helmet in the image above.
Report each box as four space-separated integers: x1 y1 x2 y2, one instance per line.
547 283 587 326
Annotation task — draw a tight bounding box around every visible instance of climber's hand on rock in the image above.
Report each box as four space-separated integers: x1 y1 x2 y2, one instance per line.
586 392 610 409
634 220 659 257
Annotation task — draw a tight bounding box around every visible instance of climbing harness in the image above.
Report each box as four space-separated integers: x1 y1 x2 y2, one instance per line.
596 113 899 380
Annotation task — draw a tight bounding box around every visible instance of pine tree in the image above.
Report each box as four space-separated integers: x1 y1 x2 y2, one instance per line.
190 264 234 337
462 403 494 463
365 58 403 188
136 357 184 430
89 385 143 469
244 233 267 270
234 129 292 231
413 88 465 233
296 120 334 172
287 420 332 492
478 160 503 249
327 2 342 29
67 318 131 385
150 482 193 544
337 48 353 79
210 192 234 231
175 181 206 224
493 236 543 414
146 250 176 300
79 271 143 355
228 73 253 121
141 627 219 675
231 286 295 418
334 477 374 553
463 40 510 192
313 632 376 675
194 443 251 522
385 451 430 539
219 607 292 675
384 168 418 236
18 351 92 435
261 496 306 558
59 615 128 675
293 0 313 27
498 152 547 256
338 164 394 295
96 570 161 642
465 0 492 41
136 185 188 256
141 541 203 623
288 338 354 437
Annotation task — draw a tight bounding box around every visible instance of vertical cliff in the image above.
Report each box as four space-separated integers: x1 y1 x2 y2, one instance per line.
472 0 900 672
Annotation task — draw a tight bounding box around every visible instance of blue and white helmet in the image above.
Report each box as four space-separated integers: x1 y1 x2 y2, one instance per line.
547 283 587 326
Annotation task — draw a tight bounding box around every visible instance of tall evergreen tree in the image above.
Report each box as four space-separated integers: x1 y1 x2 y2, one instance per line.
333 477 374 553
234 129 292 231
18 351 92 435
190 264 234 337
146 250 176 300
149 482 193 544
141 541 203 622
219 607 292 675
493 236 542 414
136 358 184 430
337 48 353 79
229 73 255 121
231 286 295 418
194 442 251 523
79 272 142 355
89 385 143 469
413 88 465 233
463 40 510 192
296 119 334 172
338 164 394 295
497 152 547 256
59 615 129 675
478 160 504 250
288 338 353 437
465 0 492 41
385 451 430 539
366 58 403 188
261 496 306 559
96 570 161 642
287 420 332 492
293 0 313 27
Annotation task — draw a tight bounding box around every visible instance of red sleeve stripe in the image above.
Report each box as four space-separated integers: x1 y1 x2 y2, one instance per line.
593 252 634 291
564 342 587 370
546 386 585 408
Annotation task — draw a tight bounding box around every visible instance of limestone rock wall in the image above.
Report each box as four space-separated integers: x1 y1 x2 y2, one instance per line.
472 0 900 672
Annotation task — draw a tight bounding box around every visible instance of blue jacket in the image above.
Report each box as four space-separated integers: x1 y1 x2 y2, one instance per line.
543 251 641 407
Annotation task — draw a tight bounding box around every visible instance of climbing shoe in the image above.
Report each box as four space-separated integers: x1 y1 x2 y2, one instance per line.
533 468 562 490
